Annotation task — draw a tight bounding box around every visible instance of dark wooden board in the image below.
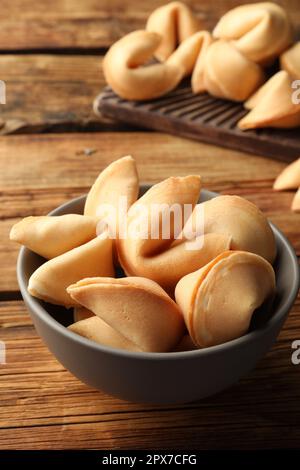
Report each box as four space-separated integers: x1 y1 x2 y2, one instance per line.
96 84 300 162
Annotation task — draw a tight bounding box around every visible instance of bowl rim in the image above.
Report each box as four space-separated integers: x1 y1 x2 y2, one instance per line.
17 190 300 361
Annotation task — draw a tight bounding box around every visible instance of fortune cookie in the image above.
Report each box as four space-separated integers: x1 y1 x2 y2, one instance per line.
84 155 139 237
213 2 293 64
103 30 184 101
167 31 213 93
202 39 264 101
175 251 276 347
273 158 300 191
69 316 141 352
274 155 300 213
292 188 300 213
281 42 300 79
10 214 98 259
200 195 276 263
117 176 231 292
28 233 114 307
67 277 185 353
239 71 300 129
146 1 200 61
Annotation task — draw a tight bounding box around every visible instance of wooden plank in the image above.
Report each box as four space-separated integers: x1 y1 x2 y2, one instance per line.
0 55 121 134
0 132 287 191
1 132 299 293
0 1 298 50
0 298 300 449
97 86 300 162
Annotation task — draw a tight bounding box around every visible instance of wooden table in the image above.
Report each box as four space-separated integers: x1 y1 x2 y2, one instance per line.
0 0 300 450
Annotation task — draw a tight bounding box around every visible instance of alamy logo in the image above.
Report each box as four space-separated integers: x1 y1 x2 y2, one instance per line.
0 341 6 364
292 80 300 105
95 197 205 251
291 340 300 365
0 80 6 104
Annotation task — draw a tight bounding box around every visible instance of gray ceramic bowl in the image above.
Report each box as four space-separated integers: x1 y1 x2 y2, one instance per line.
17 188 299 404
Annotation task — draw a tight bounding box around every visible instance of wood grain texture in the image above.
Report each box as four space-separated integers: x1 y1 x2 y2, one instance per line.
1 132 299 293
0 55 118 134
0 298 300 449
0 0 299 453
0 1 298 50
0 2 298 134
